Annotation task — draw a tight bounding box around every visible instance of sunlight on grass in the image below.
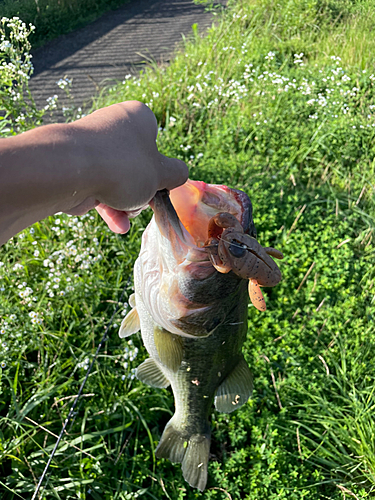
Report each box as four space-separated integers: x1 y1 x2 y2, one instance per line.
287 341 375 494
1 1 375 498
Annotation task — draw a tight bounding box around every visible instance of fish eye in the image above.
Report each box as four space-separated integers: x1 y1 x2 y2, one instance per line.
228 242 246 258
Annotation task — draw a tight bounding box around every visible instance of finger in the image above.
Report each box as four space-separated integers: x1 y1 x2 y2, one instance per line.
96 203 131 233
157 155 189 191
126 205 149 218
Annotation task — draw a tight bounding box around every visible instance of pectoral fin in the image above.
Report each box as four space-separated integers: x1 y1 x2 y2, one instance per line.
119 307 140 338
136 358 170 388
154 325 183 372
214 356 253 413
129 293 136 308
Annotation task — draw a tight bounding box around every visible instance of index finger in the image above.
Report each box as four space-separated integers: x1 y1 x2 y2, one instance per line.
96 203 131 233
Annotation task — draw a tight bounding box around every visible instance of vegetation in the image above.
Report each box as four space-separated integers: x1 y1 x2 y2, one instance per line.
0 0 131 48
1 0 375 498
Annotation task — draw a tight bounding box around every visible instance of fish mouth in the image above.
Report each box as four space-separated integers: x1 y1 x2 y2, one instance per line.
140 179 255 337
139 181 280 335
151 179 255 264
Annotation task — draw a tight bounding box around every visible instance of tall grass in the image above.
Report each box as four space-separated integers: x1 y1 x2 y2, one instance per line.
1 0 375 498
286 340 375 493
0 0 131 48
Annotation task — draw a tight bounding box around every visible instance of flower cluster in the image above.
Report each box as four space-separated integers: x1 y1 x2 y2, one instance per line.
56 77 72 89
29 310 43 325
0 17 42 134
44 94 58 111
77 357 90 370
121 340 139 381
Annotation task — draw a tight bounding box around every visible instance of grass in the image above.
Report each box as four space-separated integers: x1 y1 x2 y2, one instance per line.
286 342 375 490
1 0 375 498
0 0 131 49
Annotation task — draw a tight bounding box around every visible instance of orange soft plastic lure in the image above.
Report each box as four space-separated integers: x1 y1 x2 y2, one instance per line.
204 213 283 311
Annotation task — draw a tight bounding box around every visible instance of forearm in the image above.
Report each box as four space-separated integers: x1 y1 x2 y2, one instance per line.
0 102 188 246
0 123 94 246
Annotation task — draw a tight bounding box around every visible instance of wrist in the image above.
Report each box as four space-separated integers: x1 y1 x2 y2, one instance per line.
63 120 110 203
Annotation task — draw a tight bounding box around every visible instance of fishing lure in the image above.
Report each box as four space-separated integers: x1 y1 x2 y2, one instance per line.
204 212 283 311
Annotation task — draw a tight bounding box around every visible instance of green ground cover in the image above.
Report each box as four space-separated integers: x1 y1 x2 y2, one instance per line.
0 0 131 48
1 0 375 498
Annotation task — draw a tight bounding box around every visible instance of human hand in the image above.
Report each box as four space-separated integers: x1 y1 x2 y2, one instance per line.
67 101 188 233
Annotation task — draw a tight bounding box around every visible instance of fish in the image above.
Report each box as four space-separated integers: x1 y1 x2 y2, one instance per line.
119 179 283 491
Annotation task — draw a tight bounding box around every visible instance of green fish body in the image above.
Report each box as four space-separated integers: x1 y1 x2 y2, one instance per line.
119 180 281 491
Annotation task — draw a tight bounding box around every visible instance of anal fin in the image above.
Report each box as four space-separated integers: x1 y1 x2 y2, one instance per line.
136 358 170 388
154 325 183 372
214 356 253 413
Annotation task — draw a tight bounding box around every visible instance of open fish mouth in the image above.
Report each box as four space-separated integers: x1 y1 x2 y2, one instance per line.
151 180 284 313
136 179 283 338
134 180 256 338
151 179 256 263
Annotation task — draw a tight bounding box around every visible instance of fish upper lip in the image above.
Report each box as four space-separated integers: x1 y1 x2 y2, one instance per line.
151 189 195 249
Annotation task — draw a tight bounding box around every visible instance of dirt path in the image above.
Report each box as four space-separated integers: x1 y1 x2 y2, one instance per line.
29 0 224 120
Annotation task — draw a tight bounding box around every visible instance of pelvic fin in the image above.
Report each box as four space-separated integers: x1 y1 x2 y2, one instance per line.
154 325 183 372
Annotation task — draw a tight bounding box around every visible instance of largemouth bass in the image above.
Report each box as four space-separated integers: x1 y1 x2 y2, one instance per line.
119 180 283 491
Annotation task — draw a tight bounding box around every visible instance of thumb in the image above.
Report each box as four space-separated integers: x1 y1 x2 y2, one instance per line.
157 155 189 191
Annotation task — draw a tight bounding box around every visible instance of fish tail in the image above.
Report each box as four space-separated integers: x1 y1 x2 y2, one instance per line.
155 417 211 492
